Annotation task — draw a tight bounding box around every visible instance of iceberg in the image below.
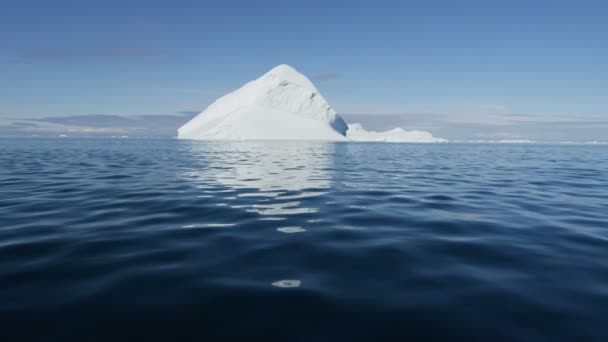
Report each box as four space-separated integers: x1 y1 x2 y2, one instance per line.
178 64 349 141
346 123 446 143
178 64 445 142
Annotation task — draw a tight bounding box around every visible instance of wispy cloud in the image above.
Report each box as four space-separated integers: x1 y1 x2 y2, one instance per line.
477 104 508 113
7 45 165 63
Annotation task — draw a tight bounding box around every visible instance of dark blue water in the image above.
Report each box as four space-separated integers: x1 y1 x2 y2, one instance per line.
1 138 608 341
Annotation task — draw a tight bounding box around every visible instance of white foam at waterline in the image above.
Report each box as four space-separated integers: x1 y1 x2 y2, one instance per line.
272 280 301 288
259 217 287 221
277 227 307 234
182 223 235 229
307 219 322 223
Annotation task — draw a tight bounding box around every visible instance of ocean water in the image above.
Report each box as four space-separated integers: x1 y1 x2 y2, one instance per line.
1 138 608 341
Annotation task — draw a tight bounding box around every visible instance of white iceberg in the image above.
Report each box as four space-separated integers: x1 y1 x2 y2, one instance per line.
178 64 445 142
346 123 446 143
178 64 348 141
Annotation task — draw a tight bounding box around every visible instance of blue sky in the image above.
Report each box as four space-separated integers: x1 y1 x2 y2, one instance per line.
1 0 607 140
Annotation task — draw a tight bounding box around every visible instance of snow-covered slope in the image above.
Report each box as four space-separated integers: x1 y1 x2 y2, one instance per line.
346 123 446 143
178 64 348 141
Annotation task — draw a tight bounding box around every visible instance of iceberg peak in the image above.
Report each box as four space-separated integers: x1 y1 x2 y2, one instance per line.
260 64 317 90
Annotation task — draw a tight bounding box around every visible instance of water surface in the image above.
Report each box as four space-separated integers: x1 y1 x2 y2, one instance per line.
1 138 608 341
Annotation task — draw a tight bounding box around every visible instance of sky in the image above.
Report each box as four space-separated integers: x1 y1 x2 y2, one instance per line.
1 0 607 141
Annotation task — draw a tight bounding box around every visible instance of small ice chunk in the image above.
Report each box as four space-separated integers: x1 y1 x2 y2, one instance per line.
272 280 301 288
277 227 306 234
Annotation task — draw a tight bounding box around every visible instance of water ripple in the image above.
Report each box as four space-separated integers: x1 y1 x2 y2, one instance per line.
1 139 608 340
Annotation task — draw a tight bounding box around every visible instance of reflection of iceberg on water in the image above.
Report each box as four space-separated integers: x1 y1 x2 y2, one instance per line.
182 142 334 218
